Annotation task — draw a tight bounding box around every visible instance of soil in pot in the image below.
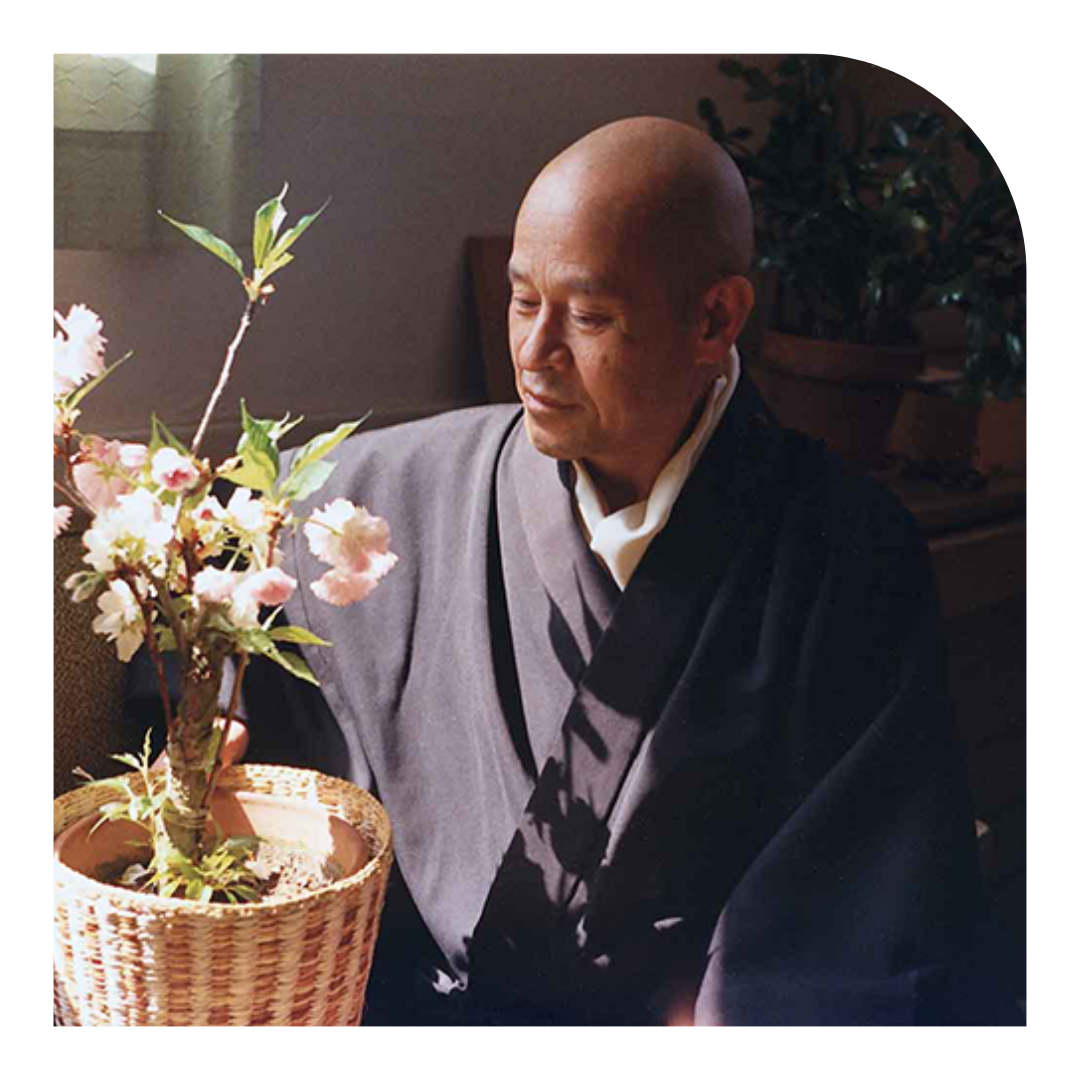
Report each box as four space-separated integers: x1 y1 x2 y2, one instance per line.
97 834 345 904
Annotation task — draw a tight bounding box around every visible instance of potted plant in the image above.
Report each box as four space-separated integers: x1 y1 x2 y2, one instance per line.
53 187 395 1025
698 55 1025 470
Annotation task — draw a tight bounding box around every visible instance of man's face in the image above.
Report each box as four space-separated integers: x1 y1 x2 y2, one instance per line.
507 174 708 502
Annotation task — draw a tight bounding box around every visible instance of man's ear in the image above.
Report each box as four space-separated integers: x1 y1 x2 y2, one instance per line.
697 275 755 364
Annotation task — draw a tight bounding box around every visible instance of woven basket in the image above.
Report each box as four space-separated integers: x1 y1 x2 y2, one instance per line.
53 764 393 1026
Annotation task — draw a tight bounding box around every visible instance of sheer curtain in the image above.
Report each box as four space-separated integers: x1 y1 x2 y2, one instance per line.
54 54 262 251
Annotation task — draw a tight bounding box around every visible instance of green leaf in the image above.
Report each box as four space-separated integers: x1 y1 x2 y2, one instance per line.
158 212 245 279
268 625 332 647
220 453 277 493
252 184 289 269
265 645 320 686
291 415 370 472
268 413 305 444
149 413 190 456
266 197 331 264
66 350 134 410
221 401 280 492
64 570 104 603
279 458 336 503
278 414 369 501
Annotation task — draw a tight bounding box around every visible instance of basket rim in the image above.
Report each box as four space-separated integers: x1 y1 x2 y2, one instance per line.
53 762 393 917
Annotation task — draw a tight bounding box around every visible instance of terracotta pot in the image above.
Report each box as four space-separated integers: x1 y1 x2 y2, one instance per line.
890 369 982 467
976 397 1026 473
53 764 393 1026
753 330 924 470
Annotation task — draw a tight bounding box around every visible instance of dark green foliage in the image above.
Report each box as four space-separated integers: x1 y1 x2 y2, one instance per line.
698 55 1024 399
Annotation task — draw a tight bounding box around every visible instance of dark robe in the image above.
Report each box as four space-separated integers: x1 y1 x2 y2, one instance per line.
200 378 1021 1024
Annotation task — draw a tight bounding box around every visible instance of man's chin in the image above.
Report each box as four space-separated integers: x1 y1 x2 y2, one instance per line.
522 414 578 461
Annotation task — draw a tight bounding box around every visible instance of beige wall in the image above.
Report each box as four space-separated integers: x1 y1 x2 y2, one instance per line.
54 54 979 461
54 55 761 459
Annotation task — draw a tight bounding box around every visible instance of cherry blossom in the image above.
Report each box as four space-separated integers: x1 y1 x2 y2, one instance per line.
53 304 107 395
82 487 176 574
91 579 145 662
192 566 239 605
72 438 148 512
151 447 201 492
53 505 73 538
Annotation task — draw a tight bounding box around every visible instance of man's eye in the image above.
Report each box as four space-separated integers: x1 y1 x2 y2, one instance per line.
571 311 610 328
511 296 540 314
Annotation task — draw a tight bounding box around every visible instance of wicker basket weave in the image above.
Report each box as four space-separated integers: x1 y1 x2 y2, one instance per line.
53 764 393 1026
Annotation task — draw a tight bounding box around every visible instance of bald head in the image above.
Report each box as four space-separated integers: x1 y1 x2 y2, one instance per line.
519 117 753 315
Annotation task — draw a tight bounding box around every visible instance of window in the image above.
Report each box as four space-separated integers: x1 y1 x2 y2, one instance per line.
54 54 263 250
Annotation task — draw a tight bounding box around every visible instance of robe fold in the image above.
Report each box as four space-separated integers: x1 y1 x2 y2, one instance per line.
219 377 1020 1024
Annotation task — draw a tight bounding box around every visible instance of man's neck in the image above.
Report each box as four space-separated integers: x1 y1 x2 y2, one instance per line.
583 383 717 514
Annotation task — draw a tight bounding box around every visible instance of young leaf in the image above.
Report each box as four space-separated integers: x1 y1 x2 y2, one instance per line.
149 413 191 456
220 451 277 493
252 184 289 269
267 197 332 264
279 458 336 503
64 569 104 603
66 350 134 410
264 645 321 686
158 212 246 280
268 413 305 444
291 415 370 472
221 400 280 491
269 625 332 647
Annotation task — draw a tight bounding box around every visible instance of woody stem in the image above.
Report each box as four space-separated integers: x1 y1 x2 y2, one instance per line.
191 298 258 458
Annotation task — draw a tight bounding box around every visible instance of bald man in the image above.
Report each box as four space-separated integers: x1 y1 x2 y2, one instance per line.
206 118 1019 1024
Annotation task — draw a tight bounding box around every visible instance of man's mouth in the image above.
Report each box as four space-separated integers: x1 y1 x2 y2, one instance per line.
521 386 576 412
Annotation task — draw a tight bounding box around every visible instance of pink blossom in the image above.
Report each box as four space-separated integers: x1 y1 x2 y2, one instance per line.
236 566 297 608
53 504 73 538
193 566 239 604
151 447 200 492
53 305 107 395
304 498 393 573
72 437 147 511
311 551 397 606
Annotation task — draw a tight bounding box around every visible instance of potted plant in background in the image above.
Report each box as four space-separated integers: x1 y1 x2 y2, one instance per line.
53 187 395 1026
698 55 1025 472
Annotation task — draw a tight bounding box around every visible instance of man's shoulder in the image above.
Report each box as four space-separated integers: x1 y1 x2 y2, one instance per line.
342 403 519 459
770 429 927 571
298 403 521 504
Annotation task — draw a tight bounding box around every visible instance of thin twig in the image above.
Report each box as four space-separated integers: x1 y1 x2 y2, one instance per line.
191 298 258 458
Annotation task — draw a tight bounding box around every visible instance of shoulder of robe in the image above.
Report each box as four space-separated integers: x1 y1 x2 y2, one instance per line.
283 404 522 503
771 429 928 569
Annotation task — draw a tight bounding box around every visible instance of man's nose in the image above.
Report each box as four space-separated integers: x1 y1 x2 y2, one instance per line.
515 307 569 372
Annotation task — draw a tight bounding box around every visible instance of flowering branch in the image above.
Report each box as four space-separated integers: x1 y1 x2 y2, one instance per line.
53 186 396 901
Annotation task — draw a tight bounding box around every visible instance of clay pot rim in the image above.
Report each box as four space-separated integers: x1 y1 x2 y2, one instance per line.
53 766 392 915
760 329 925 386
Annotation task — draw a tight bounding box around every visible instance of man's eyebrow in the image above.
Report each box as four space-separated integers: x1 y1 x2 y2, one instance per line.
507 262 619 296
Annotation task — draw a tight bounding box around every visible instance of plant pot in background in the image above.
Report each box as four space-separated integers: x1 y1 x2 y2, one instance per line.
975 396 1026 474
889 370 1026 475
890 369 982 468
54 764 393 1026
752 330 924 471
